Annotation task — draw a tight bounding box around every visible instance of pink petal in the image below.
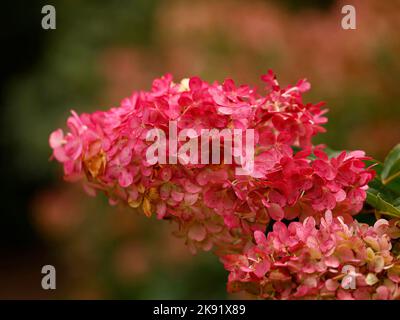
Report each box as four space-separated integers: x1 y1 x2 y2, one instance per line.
156 202 167 219
188 223 207 242
118 169 133 187
254 260 270 278
53 147 69 162
49 129 64 149
160 167 172 181
325 255 340 268
268 203 284 221
254 230 267 247
184 180 202 193
171 190 184 202
325 279 340 291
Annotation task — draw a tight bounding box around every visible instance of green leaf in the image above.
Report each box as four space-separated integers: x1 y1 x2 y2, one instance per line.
365 155 400 197
393 197 400 207
386 178 400 195
381 144 400 185
366 189 400 218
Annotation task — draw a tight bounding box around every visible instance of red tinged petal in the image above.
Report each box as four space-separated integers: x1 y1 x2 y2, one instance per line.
118 169 133 187
254 230 267 247
49 129 65 149
268 203 285 221
254 259 271 278
188 223 207 242
189 76 202 91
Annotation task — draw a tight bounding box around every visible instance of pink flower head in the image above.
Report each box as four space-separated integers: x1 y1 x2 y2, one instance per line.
49 73 380 297
222 212 400 300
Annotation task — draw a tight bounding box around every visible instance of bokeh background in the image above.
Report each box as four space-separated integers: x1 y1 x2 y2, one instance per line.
0 0 399 299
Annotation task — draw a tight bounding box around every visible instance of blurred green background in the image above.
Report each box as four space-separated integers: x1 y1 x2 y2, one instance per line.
0 0 399 299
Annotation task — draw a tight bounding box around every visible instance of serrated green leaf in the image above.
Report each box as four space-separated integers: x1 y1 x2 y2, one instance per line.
366 190 400 218
381 144 400 184
365 157 400 196
393 197 400 207
386 179 400 195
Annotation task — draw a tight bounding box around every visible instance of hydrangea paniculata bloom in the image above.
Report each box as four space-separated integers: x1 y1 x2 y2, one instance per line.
49 72 387 299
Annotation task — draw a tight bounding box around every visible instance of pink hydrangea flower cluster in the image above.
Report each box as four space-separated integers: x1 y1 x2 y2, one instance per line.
222 212 400 300
49 72 392 299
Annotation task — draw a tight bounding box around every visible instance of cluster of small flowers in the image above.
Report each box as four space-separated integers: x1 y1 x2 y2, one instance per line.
222 212 400 300
50 72 390 298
